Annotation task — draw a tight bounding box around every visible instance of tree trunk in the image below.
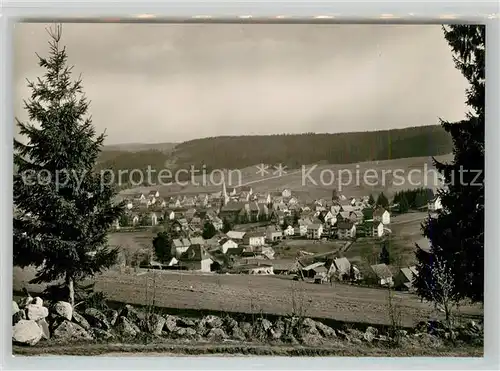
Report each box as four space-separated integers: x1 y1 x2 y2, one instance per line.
66 274 75 308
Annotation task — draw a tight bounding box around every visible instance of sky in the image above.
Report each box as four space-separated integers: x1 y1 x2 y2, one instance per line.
14 23 469 145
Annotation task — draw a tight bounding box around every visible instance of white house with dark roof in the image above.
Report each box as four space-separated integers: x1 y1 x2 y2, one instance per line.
373 207 391 225
306 224 324 239
337 221 356 239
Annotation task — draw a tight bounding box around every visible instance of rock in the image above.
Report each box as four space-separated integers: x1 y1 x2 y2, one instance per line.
120 305 145 325
301 333 324 346
296 318 320 339
72 311 91 331
32 297 44 306
26 304 49 321
12 320 43 346
200 315 223 329
164 315 178 333
282 334 299 345
53 320 92 341
115 316 140 337
105 309 119 326
417 333 443 348
231 326 247 341
239 322 253 338
12 301 20 315
91 328 115 340
363 326 378 343
223 316 239 330
13 310 26 326
18 295 33 309
175 327 197 338
337 330 350 341
53 301 73 320
84 308 110 330
206 327 228 341
315 321 336 338
145 313 166 335
37 319 50 340
346 328 364 342
177 317 196 327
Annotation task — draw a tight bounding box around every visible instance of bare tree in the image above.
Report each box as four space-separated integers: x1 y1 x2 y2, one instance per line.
425 256 460 329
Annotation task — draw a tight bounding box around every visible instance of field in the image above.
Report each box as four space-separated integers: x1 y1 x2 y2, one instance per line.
119 154 453 201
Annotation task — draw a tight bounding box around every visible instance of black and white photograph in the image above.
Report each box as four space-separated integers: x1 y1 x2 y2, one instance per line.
12 22 484 357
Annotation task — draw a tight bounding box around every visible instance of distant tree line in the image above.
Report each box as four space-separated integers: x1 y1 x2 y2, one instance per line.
393 188 434 213
95 126 452 187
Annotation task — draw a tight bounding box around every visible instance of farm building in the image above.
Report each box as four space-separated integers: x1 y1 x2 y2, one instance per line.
243 231 266 247
363 221 384 238
178 244 213 272
370 263 394 287
226 230 246 242
218 238 238 254
301 262 327 279
373 207 391 225
235 263 274 275
394 266 419 291
271 259 299 275
337 221 356 239
306 224 324 239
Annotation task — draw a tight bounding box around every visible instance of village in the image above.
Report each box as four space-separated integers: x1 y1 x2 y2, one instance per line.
113 183 443 293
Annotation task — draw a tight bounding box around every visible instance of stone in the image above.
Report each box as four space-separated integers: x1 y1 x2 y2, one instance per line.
178 317 196 327
72 311 91 331
315 321 336 338
301 333 324 346
13 320 43 346
363 326 378 343
200 315 223 329
13 310 26 326
53 320 92 341
231 326 247 341
18 295 33 309
120 305 145 325
337 330 350 341
164 315 178 332
175 327 197 338
91 328 115 340
37 319 50 340
282 334 299 345
239 322 253 338
84 308 110 330
115 316 140 337
206 327 228 341
145 313 166 335
223 316 239 330
12 301 20 315
32 297 44 306
105 309 119 327
26 304 49 321
53 301 73 320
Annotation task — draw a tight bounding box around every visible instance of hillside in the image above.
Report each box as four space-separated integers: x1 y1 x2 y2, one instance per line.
97 125 452 187
103 142 177 153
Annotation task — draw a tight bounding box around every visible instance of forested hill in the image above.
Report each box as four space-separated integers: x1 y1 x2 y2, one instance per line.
171 125 452 170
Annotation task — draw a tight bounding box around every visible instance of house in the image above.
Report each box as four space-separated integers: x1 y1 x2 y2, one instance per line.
271 210 286 225
363 221 384 238
327 257 352 280
243 231 266 247
266 226 283 242
349 210 364 224
148 190 160 198
306 224 324 239
337 221 356 239
394 266 419 291
171 238 192 258
240 186 253 195
281 189 292 198
283 225 295 237
373 207 390 225
256 193 271 205
164 210 175 221
340 204 355 213
427 196 443 212
287 196 299 206
219 201 245 223
218 238 238 254
210 216 223 231
130 213 140 226
226 230 246 242
133 193 147 204
150 212 159 226
178 244 213 272
123 199 134 210
337 211 351 222
370 263 394 286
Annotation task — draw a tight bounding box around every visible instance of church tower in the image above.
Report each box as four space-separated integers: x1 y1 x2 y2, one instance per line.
221 181 229 206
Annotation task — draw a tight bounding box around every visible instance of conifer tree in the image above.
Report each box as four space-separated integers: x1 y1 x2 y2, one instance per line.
368 194 375 206
415 25 485 303
13 25 124 307
202 221 217 239
376 192 389 208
